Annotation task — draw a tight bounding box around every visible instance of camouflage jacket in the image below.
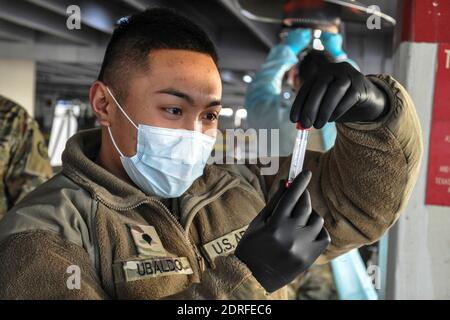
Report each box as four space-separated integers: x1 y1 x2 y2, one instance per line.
0 95 53 220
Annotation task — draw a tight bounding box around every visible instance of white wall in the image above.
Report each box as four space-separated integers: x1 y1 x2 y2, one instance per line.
386 42 450 299
0 59 36 116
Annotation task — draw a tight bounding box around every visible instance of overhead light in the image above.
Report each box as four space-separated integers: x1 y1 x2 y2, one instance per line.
236 109 248 119
314 29 322 38
220 108 234 117
221 70 234 83
242 74 253 84
313 38 324 51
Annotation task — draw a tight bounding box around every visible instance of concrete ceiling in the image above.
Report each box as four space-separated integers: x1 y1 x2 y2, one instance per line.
0 0 398 105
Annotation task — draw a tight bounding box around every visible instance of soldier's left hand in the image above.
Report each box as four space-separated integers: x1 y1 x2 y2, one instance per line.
290 62 390 129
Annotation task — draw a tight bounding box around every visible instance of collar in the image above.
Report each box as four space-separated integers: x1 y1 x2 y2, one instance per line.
61 128 241 224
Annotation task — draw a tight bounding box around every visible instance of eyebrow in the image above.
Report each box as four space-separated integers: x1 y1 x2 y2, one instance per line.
156 88 221 108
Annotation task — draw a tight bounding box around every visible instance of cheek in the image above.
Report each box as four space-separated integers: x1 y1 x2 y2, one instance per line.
133 106 172 128
113 121 138 157
201 123 219 138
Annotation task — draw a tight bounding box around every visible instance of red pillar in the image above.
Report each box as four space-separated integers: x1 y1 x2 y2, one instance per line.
397 0 450 206
400 0 450 43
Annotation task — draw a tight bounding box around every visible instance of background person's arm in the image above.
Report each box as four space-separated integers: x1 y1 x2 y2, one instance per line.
320 31 360 70
245 29 311 128
4 109 53 209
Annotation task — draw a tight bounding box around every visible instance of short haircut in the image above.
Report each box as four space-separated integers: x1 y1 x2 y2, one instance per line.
297 49 335 83
98 8 219 102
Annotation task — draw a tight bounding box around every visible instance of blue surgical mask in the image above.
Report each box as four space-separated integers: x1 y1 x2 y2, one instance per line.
106 87 216 198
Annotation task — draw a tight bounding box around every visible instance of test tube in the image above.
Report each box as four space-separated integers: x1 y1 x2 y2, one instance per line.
286 123 310 188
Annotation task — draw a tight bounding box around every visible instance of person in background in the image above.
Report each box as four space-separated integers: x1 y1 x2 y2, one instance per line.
245 28 359 156
0 95 53 220
320 31 359 67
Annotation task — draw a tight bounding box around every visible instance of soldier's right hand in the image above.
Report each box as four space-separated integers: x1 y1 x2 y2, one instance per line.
234 171 330 293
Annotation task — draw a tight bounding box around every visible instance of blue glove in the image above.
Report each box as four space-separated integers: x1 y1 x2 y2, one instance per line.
320 32 348 60
285 29 312 55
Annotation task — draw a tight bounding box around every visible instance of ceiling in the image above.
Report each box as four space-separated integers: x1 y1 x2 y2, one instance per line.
0 0 399 105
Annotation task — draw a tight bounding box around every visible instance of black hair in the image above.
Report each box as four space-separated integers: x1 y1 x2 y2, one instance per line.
98 8 218 101
297 49 335 83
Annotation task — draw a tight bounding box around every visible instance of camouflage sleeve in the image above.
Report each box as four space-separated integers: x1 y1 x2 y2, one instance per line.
4 107 53 210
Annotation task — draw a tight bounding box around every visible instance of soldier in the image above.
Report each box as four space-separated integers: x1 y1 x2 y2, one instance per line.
0 9 422 299
0 95 53 220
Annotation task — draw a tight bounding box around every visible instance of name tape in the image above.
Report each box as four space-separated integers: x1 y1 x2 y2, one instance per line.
120 257 193 282
201 225 248 266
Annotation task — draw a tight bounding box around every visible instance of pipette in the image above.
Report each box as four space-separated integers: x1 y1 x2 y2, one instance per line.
286 123 310 188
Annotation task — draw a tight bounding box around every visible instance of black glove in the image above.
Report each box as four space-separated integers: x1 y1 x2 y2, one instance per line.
290 62 390 129
234 171 330 293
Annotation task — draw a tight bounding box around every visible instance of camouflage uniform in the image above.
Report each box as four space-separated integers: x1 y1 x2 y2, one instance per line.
0 95 53 220
295 264 338 300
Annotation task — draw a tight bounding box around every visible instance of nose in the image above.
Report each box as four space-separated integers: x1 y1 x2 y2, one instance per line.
180 118 199 132
181 116 205 133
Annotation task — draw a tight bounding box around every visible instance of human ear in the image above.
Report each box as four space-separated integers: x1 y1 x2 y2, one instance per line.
90 81 112 127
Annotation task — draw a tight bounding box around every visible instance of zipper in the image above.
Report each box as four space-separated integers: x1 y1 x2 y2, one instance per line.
94 175 260 275
148 198 206 273
95 196 205 273
95 197 151 212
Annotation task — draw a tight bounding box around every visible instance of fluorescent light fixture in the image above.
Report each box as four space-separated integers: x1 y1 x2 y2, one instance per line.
313 38 325 51
314 29 322 38
220 108 234 117
236 109 248 119
243 74 253 83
